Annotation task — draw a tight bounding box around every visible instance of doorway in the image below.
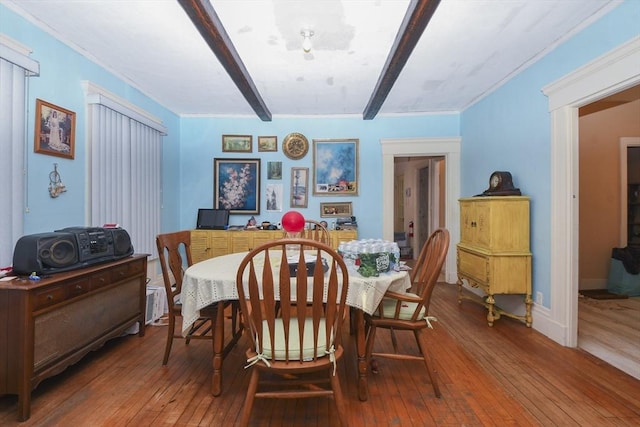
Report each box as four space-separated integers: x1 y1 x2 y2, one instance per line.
381 137 461 284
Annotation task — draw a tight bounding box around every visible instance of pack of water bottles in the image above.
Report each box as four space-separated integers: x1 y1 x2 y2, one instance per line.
337 239 401 278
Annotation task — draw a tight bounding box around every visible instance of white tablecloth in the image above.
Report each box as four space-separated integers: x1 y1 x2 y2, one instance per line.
181 251 411 336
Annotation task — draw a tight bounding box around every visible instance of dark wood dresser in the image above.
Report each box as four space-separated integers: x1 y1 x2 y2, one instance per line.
0 254 148 421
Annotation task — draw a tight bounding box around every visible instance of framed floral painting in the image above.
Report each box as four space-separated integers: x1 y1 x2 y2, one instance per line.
214 158 260 214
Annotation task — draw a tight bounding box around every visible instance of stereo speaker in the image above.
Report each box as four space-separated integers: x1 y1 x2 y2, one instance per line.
111 228 134 256
12 232 79 275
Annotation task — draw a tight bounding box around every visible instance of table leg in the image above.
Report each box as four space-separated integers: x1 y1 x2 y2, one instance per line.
355 308 369 401
211 301 225 396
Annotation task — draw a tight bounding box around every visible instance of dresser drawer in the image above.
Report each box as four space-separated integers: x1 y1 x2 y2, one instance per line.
33 285 67 311
458 248 488 284
66 278 91 297
110 259 144 282
91 271 111 290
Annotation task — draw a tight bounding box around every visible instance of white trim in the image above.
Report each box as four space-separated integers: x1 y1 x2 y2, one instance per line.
81 80 167 134
380 137 461 283
620 137 640 246
0 35 39 75
542 36 640 347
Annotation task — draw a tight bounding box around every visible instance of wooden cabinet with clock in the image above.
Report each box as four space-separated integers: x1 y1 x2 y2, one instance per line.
456 196 532 327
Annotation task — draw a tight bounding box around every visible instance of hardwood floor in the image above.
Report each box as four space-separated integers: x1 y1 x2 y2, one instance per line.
1 282 639 426
578 295 640 380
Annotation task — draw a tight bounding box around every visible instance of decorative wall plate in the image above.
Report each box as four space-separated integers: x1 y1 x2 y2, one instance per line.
282 132 309 160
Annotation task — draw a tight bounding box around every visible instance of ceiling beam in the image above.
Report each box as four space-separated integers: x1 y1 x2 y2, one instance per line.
363 0 441 120
178 0 272 121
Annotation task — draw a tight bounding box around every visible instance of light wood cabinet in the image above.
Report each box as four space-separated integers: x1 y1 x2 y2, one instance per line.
190 229 358 263
457 196 532 327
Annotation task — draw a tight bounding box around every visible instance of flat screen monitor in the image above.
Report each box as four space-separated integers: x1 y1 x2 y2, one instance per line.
196 209 229 230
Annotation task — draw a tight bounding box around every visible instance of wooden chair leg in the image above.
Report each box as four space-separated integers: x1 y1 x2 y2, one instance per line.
330 369 348 427
415 329 441 398
238 368 260 427
162 316 175 365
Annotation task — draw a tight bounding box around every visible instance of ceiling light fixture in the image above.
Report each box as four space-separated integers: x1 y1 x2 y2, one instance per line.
301 29 314 53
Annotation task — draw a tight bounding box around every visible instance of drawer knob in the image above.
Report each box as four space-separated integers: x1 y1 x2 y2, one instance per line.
76 285 83 291
47 294 53 301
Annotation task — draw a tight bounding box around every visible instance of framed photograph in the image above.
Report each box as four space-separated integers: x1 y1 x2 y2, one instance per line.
313 138 358 195
214 158 260 214
265 183 283 212
222 134 252 153
34 99 76 159
320 202 353 218
258 135 277 152
290 167 309 208
267 161 282 180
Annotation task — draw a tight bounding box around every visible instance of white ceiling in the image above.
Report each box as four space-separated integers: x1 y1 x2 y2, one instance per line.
3 0 620 119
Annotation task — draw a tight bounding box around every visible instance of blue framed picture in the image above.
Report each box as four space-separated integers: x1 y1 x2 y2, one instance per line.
214 158 261 214
312 139 359 196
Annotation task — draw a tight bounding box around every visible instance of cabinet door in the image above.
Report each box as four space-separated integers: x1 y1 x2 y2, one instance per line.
230 233 252 253
330 230 357 249
190 230 211 263
252 231 282 249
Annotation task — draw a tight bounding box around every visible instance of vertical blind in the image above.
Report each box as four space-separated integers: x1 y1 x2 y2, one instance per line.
0 44 39 267
88 103 162 258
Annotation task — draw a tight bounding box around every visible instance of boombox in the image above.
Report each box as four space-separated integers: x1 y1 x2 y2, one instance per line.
12 227 134 275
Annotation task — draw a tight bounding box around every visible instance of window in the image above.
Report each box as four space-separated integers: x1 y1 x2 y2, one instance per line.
0 38 39 267
85 82 165 258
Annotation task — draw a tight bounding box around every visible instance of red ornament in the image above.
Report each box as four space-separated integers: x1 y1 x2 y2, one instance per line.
281 211 305 233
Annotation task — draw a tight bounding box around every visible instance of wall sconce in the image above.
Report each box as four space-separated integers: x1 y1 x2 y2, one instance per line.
301 29 314 53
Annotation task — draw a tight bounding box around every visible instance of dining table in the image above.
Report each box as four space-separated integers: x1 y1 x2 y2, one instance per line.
181 250 411 401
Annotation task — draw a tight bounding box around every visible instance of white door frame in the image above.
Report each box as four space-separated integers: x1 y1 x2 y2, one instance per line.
381 137 461 283
542 36 640 346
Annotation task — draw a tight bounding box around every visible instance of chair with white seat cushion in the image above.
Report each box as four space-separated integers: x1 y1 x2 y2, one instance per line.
235 238 349 427
364 228 450 398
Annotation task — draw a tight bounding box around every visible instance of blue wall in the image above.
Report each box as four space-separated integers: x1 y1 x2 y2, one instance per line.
0 4 182 234
179 114 459 239
460 0 640 306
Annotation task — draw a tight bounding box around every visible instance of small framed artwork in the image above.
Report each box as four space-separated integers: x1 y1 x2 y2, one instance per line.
290 167 309 208
34 99 76 159
222 134 252 153
258 135 277 152
214 158 260 214
265 183 283 212
313 138 359 195
320 202 353 218
267 161 282 179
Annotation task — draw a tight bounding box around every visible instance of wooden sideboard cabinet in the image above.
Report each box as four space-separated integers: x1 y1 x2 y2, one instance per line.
456 196 532 327
0 255 148 421
191 229 358 263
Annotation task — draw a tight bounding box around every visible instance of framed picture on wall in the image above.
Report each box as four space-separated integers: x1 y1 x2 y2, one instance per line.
320 202 353 218
222 135 252 152
313 138 358 195
290 167 309 208
214 158 260 214
34 99 76 159
258 135 277 152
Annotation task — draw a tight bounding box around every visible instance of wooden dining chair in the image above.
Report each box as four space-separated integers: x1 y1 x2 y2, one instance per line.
364 228 450 398
235 238 349 426
301 219 331 245
156 231 240 365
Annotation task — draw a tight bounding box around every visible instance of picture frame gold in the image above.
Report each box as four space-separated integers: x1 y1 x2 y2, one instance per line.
258 135 277 152
290 167 309 208
320 201 353 218
222 134 252 153
34 99 76 159
313 138 358 195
